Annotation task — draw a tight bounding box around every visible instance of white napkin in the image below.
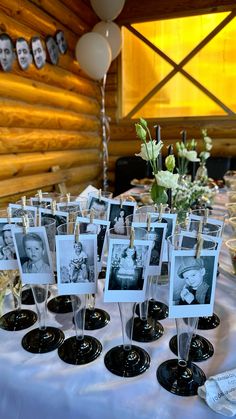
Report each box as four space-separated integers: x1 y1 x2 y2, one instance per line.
198 368 236 417
78 185 99 199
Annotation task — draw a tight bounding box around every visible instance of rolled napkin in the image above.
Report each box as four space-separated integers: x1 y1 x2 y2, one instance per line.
198 368 236 417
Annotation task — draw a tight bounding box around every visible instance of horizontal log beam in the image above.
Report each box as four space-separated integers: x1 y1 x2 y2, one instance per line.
66 165 102 186
0 128 101 154
60 0 98 27
0 99 100 131
0 74 99 116
0 149 100 179
0 186 53 208
117 0 236 24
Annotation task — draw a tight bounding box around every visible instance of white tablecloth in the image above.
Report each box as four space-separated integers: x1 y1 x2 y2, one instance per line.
0 191 235 419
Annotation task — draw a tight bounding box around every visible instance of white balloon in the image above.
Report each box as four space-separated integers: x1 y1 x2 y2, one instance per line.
93 21 122 60
75 32 111 80
90 0 125 21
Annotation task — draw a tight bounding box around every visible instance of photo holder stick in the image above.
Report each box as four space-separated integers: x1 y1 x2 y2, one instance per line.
22 214 29 234
129 226 135 249
195 220 203 259
75 223 80 243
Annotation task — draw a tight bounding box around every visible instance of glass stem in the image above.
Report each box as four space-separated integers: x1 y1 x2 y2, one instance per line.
118 302 135 351
176 317 198 363
72 294 86 341
87 293 96 312
139 300 149 321
31 285 48 331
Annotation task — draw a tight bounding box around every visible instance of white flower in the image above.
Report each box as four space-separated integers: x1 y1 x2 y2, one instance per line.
155 171 179 189
205 143 212 151
135 140 163 162
184 150 200 162
200 151 210 160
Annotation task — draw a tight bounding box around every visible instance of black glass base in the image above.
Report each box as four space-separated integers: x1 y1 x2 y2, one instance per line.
197 314 220 330
58 335 102 365
157 359 206 396
132 317 164 342
85 308 110 330
47 296 74 314
0 309 37 331
169 334 214 362
21 288 51 305
104 344 150 377
148 300 169 320
22 326 65 353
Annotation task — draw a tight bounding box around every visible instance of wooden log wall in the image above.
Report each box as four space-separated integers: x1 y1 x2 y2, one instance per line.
0 0 101 206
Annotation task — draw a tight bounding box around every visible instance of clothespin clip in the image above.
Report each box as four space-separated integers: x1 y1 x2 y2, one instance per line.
21 196 26 210
98 189 102 201
90 208 95 224
147 214 151 232
120 195 124 209
22 214 29 235
195 220 203 259
129 227 135 249
37 189 42 203
66 193 70 203
7 207 12 224
52 200 56 216
203 208 209 224
158 203 163 222
74 223 80 243
69 212 75 224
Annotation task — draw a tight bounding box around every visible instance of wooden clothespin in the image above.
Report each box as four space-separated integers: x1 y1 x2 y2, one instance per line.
69 212 75 224
22 214 29 234
74 223 80 243
90 208 95 224
21 196 26 210
195 220 203 259
98 189 102 201
66 193 71 203
52 200 56 216
120 195 124 209
203 208 209 224
147 214 151 232
158 203 163 222
7 207 12 225
37 189 42 203
129 227 135 249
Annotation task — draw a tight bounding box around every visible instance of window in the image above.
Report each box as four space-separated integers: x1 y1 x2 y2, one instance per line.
121 12 236 119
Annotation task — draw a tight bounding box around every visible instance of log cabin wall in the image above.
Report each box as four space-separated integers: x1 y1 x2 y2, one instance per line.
0 0 101 206
106 0 236 191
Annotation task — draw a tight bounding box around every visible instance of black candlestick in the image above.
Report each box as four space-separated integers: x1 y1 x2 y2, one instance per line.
181 129 187 145
167 144 174 208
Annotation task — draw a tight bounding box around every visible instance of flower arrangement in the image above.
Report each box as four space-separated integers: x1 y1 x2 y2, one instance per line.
176 136 199 176
195 129 213 183
172 180 215 211
135 118 179 204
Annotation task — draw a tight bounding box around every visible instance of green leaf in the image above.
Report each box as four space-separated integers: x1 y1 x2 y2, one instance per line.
150 182 168 205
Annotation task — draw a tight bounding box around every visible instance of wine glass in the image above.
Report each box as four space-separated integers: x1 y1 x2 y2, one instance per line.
22 284 65 353
0 270 37 331
171 222 221 360
58 294 102 365
104 227 151 377
189 209 225 330
157 317 206 396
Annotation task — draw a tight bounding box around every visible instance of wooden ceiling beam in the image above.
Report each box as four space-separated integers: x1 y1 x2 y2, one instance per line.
117 0 236 24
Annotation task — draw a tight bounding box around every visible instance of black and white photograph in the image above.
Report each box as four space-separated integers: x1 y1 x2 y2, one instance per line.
45 35 59 65
16 37 32 71
55 30 67 54
88 195 110 220
168 249 220 318
104 238 152 302
189 214 223 237
39 208 69 232
57 201 82 215
12 226 54 284
76 216 110 271
132 221 167 275
0 33 15 72
108 199 137 236
30 197 53 209
9 204 37 227
180 231 222 250
151 212 177 261
56 234 97 295
0 218 22 269
31 36 46 69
